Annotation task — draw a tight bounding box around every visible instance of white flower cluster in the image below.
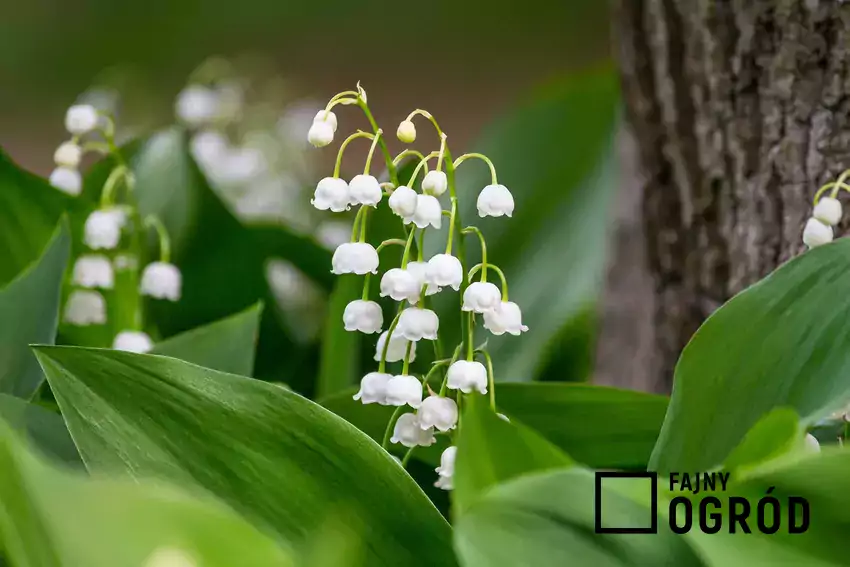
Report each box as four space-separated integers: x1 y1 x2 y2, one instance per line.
308 86 527 491
49 105 102 195
803 196 841 249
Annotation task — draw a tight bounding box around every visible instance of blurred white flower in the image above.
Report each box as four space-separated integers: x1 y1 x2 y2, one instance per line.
410 194 442 229
190 130 229 167
64 290 106 326
349 174 382 207
175 85 220 127
312 177 350 212
140 262 182 301
65 104 99 135
385 375 424 408
447 360 488 394
374 330 416 363
802 218 832 249
813 197 842 226
390 412 435 447
315 221 352 250
72 255 114 289
398 307 439 341
343 299 383 334
388 185 417 220
422 171 448 197
84 209 126 250
144 546 197 567
114 254 139 271
418 396 458 432
804 433 821 453
425 254 463 291
113 331 154 354
54 141 82 168
380 268 421 303
434 475 453 490
49 167 82 196
331 242 379 275
396 120 416 143
483 301 528 336
477 184 514 218
353 371 392 404
266 259 325 344
462 281 501 313
216 147 267 185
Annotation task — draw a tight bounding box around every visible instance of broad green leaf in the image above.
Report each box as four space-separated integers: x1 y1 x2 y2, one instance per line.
722 407 801 474
36 346 457 567
322 382 666 470
0 394 80 467
455 468 704 567
316 275 361 398
0 421 293 567
651 239 850 472
152 302 263 376
454 394 572 513
0 221 70 398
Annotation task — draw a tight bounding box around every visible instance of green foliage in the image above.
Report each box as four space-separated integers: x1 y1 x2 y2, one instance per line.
316 275 362 398
0 393 80 467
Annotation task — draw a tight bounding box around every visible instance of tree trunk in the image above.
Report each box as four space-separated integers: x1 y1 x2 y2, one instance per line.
613 0 850 392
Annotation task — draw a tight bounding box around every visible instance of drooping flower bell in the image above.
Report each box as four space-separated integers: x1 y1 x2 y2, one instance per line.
49 167 82 196
54 141 83 168
84 209 127 250
65 104 99 135
72 255 114 289
398 307 439 341
802 218 833 249
349 174 382 207
380 268 421 303
421 170 448 197
396 120 416 144
385 374 424 408
308 112 336 148
462 281 502 313
331 242 379 275
353 371 392 405
64 290 107 326
113 330 154 354
388 186 418 220
418 396 458 432
405 261 440 297
175 85 220 127
410 194 442 229
312 177 350 212
447 360 488 394
425 254 463 291
483 301 528 336
374 330 417 363
141 262 182 301
477 184 514 218
390 412 436 448
343 299 383 333
813 197 842 226
435 445 457 491
314 110 339 132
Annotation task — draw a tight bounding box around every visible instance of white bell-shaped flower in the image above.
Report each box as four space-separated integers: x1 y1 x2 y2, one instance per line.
313 110 338 132
332 242 379 275
436 446 457 478
190 130 228 167
425 254 463 291
113 331 154 354
312 177 350 212
405 261 440 298
385 375 424 408
64 290 107 326
114 254 138 271
349 174 382 207
814 197 842 226
388 185 418 220
140 262 182 301
410 194 442 229
398 307 439 341
380 268 420 303
434 475 453 490
462 281 502 313
343 299 383 333
54 142 83 168
175 85 220 127
397 120 416 143
804 433 821 453
49 167 82 196
308 121 334 148
447 360 488 394
422 171 448 197
352 371 392 404
477 184 515 218
65 104 99 135
483 301 529 336
802 218 833 249
374 330 417 363
84 209 127 250
72 255 114 289
390 412 436 448
418 396 458 432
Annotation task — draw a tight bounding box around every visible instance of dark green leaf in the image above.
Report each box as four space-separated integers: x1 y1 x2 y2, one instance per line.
0 394 80 467
316 275 361 398
36 346 457 567
153 302 263 376
651 239 850 472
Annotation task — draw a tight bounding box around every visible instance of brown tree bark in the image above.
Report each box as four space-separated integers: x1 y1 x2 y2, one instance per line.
614 0 850 392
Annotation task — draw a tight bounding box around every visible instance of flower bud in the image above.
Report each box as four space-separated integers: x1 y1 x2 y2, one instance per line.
390 412 436 447
477 184 515 218
65 104 99 135
385 375 424 408
398 307 439 341
308 121 335 148
175 85 220 127
813 197 842 226
388 185 418 220
804 433 820 453
72 255 114 289
141 262 182 302
331 242 379 275
397 120 416 143
411 194 442 229
483 301 529 336
447 360 488 394
49 167 82 196
312 177 350 212
84 209 127 250
313 110 338 132
802 217 833 249
64 290 107 326
422 171 448 196
374 330 417 363
418 396 458 432
343 299 383 334
405 261 440 297
462 281 502 313
349 174 383 207
54 142 83 168
353 371 392 404
380 268 421 303
113 331 154 354
425 254 463 291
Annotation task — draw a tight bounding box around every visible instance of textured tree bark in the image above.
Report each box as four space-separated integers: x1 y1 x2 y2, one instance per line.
614 0 850 392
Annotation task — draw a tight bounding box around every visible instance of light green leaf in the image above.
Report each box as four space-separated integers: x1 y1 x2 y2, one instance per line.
651 239 850 472
722 407 801 474
316 275 361 398
36 346 458 567
0 420 294 567
0 221 70 399
153 302 263 376
454 394 572 513
0 393 80 467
